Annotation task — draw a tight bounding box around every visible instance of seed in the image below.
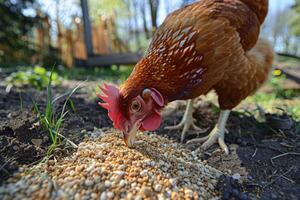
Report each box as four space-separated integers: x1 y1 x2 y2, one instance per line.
91 193 97 199
140 186 152 197
119 180 126 187
74 193 81 200
104 180 111 188
154 184 162 192
184 189 194 197
107 192 114 199
169 178 177 187
84 180 94 187
140 170 148 177
100 192 107 200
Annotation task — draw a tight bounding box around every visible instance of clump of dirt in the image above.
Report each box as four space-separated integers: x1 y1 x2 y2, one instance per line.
0 131 223 199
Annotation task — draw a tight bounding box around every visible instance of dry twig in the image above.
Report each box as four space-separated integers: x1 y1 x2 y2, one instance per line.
251 148 258 158
271 152 300 161
263 166 295 188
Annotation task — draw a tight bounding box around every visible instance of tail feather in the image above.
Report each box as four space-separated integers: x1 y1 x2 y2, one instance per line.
207 0 269 51
246 39 275 84
239 0 269 24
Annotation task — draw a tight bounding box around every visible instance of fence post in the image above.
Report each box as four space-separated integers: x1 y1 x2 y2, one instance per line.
80 0 94 57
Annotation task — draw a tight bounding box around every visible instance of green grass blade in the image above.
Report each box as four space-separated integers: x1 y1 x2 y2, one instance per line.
45 67 54 124
60 82 85 117
68 99 76 113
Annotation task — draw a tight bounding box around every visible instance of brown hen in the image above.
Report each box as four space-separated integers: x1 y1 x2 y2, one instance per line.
99 0 274 154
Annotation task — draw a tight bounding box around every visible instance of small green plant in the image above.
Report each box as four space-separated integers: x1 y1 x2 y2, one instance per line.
269 75 299 99
34 68 79 155
5 66 61 91
283 104 300 121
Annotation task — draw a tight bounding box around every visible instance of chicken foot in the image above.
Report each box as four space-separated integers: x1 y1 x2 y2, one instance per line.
187 110 230 154
165 99 208 142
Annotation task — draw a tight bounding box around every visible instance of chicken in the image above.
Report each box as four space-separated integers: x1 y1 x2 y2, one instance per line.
98 0 274 154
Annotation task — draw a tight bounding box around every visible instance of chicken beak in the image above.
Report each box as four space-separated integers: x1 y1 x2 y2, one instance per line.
123 121 141 148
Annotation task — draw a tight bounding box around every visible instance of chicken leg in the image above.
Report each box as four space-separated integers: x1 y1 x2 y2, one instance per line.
187 110 230 154
165 99 208 142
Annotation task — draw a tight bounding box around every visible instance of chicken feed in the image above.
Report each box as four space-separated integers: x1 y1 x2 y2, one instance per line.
0 130 223 199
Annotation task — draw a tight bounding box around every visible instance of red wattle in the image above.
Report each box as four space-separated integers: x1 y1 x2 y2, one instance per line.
141 110 161 131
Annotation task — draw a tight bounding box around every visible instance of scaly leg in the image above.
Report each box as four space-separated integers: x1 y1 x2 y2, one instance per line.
187 110 230 154
165 99 208 142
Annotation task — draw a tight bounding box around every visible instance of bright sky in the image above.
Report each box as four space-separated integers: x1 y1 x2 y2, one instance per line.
37 0 295 26
159 0 295 23
269 0 294 12
31 0 295 40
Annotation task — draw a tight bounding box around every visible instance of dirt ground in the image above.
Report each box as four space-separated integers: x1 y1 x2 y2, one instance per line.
0 79 299 199
158 101 300 200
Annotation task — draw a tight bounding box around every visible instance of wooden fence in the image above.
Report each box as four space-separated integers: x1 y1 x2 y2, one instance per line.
33 13 129 67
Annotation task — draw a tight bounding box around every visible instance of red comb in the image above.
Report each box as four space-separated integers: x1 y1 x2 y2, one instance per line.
98 83 121 127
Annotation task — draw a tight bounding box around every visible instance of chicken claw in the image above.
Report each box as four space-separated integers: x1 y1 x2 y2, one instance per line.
165 99 208 142
187 110 230 154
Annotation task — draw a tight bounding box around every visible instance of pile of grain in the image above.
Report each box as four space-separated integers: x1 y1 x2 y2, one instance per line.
0 130 222 199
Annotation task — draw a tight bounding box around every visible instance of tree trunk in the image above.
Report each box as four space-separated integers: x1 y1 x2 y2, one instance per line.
133 0 141 50
80 0 94 56
148 0 159 35
283 34 291 53
125 0 133 47
140 2 150 39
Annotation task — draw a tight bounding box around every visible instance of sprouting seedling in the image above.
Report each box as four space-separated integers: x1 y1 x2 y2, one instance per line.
33 67 81 156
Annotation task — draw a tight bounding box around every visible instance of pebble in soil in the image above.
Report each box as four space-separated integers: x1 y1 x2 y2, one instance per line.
0 130 223 199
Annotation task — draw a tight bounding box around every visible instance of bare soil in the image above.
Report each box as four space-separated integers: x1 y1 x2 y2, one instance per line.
158 100 300 200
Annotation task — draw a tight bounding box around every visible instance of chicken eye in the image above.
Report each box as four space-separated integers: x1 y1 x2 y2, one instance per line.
131 100 141 112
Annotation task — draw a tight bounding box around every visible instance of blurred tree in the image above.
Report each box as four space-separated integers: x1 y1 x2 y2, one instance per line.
148 0 160 34
290 0 300 36
89 0 125 23
89 0 129 52
132 0 142 50
124 0 134 48
0 0 38 66
140 0 150 39
270 8 293 50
